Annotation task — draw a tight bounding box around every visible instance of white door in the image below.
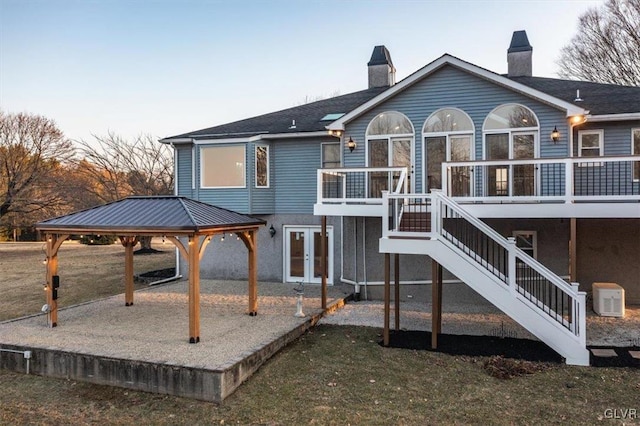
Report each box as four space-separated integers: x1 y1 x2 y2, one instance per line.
284 226 333 284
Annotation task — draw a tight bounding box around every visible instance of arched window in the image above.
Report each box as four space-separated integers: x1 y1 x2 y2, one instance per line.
483 104 539 197
366 111 413 136
423 108 474 196
366 112 414 196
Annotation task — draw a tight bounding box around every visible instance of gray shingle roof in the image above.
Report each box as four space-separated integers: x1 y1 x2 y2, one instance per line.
36 196 265 233
161 87 387 141
509 76 640 115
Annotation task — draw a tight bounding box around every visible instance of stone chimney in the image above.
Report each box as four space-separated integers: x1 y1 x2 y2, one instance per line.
507 30 532 77
368 45 396 88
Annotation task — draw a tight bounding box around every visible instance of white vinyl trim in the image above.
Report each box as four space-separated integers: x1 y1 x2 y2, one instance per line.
327 55 588 130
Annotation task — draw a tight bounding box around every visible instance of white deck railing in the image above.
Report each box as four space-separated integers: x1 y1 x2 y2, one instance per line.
317 167 408 205
441 155 640 203
382 189 586 345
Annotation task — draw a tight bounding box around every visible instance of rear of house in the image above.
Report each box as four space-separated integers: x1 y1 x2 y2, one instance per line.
161 30 640 364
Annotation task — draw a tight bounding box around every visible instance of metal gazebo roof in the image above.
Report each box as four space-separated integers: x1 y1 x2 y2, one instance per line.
36 196 266 235
35 196 267 342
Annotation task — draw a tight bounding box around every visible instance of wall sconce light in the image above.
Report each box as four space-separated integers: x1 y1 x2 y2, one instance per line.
347 137 356 153
269 225 276 238
550 126 560 143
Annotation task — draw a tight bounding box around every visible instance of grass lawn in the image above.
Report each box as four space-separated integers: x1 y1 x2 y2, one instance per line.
2 242 639 425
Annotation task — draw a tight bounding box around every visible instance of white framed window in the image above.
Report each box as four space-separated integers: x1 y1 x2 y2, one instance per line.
513 230 537 259
578 129 603 158
633 128 640 181
423 107 474 196
366 111 414 195
483 104 539 197
200 145 246 188
255 145 269 188
321 142 341 169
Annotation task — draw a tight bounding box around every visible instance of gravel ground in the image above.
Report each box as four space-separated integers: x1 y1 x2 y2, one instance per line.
319 299 640 347
0 280 350 369
2 280 637 370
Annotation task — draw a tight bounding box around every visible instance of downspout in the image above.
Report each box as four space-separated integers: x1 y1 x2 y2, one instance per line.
362 216 368 300
354 216 359 298
150 142 183 286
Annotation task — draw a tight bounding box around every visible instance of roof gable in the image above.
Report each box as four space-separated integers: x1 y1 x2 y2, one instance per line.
328 54 589 130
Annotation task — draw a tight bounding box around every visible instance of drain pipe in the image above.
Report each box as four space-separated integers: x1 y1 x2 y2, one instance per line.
0 349 31 374
148 247 182 286
354 217 359 296
362 216 368 300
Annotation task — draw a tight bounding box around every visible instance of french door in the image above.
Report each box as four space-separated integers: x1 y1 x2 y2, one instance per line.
485 132 536 196
368 138 413 197
425 135 472 196
284 226 333 284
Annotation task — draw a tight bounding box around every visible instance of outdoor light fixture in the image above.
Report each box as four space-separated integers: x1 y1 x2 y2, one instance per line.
550 126 560 143
347 137 356 153
269 225 276 238
220 233 225 242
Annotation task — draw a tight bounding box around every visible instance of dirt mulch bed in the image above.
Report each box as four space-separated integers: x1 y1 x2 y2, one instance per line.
382 330 640 368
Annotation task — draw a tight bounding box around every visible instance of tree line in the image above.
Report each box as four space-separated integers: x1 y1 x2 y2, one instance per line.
0 111 173 241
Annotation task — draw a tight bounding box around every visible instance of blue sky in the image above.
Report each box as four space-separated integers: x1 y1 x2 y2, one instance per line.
1 0 603 143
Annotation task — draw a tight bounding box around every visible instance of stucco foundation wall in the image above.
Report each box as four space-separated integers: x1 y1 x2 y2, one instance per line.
342 216 577 303
576 219 640 304
482 218 570 277
188 214 342 283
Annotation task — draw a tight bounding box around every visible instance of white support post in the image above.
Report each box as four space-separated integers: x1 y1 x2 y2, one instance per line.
507 237 517 296
564 158 573 204
341 172 347 204
317 169 323 205
430 189 441 237
381 190 390 238
441 162 449 196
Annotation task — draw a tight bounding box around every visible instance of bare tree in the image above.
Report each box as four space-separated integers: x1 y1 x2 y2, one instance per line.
75 133 173 250
0 111 74 233
557 0 640 86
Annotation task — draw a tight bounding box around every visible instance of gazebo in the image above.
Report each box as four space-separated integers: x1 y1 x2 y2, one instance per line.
35 196 265 343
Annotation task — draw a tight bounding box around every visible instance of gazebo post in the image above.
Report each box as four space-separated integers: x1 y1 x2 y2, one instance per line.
120 236 138 306
188 235 201 343
44 233 69 327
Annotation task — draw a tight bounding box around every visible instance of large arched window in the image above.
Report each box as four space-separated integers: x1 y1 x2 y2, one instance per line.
483 104 539 197
423 108 474 196
366 112 414 196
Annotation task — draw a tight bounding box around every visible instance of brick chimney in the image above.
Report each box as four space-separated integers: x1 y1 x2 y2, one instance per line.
507 30 533 77
368 45 396 88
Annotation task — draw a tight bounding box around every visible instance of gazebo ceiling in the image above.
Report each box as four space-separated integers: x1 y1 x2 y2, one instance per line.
36 196 266 235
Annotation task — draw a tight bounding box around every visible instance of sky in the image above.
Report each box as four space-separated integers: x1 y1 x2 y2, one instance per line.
1 0 604 144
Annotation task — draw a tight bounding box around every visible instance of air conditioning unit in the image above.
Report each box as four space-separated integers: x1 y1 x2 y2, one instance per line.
592 282 625 317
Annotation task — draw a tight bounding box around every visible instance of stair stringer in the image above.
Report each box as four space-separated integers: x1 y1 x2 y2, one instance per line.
379 237 590 366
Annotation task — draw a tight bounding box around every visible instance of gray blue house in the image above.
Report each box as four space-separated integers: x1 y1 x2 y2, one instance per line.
161 31 640 364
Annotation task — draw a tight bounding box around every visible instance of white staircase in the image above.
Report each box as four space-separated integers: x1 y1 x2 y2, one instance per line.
380 190 589 366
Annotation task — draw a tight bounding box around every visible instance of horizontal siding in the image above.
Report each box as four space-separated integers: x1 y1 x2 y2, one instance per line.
274 138 334 214
574 120 640 156
176 145 193 197
345 65 570 193
249 142 275 214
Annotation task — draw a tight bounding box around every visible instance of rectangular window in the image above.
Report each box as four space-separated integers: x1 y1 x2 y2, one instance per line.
578 130 603 158
255 145 269 187
321 143 340 168
633 129 640 181
513 231 537 259
200 145 245 188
